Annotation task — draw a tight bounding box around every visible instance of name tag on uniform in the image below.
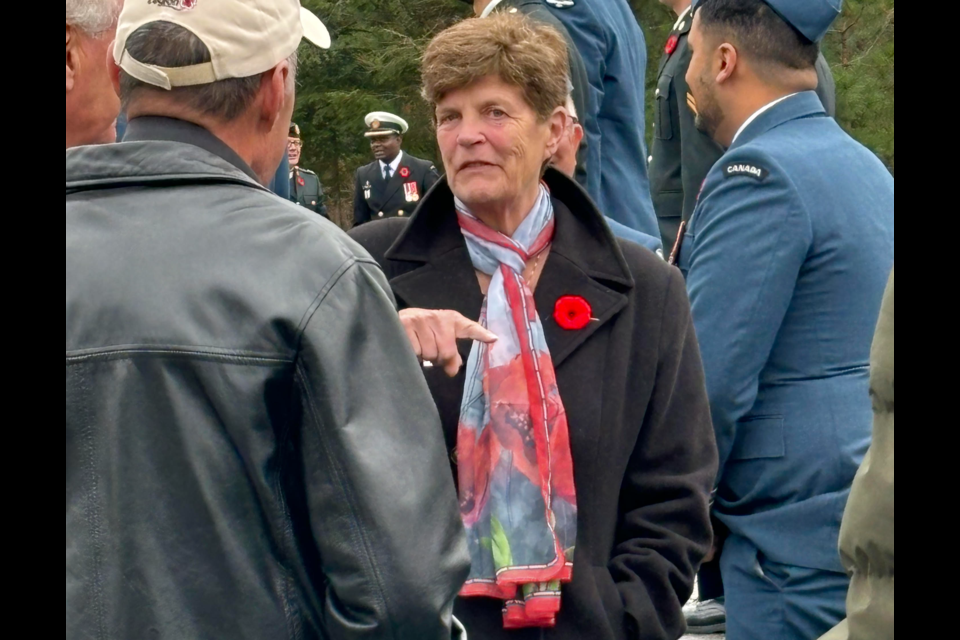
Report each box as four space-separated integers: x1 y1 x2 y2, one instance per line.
364 181 372 200
404 182 420 203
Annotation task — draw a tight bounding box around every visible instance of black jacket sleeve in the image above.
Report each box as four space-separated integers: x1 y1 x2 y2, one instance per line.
295 258 470 640
353 169 370 227
609 267 718 640
674 43 725 222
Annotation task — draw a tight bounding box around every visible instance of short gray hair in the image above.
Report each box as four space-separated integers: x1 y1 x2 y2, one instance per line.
120 21 298 122
66 0 121 37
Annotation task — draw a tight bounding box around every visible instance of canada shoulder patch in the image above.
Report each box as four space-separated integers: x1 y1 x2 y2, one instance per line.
724 162 769 181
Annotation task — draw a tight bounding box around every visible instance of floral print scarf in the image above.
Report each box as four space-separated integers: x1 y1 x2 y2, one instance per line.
455 185 578 629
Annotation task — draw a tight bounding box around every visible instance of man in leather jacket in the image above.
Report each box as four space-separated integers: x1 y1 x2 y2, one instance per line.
66 2 469 639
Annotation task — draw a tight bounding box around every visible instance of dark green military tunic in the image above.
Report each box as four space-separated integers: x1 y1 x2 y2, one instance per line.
649 7 724 251
649 6 839 250
290 166 328 218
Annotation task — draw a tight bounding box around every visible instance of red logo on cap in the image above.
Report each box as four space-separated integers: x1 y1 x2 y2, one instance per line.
148 0 198 11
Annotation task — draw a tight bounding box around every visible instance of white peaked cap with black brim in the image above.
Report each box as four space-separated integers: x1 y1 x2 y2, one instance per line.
364 112 409 138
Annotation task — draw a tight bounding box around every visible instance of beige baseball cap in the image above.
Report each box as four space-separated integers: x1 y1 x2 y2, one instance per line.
114 0 331 91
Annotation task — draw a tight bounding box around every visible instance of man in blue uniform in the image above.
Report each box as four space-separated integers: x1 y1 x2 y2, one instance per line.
543 0 660 238
677 1 895 639
650 0 837 251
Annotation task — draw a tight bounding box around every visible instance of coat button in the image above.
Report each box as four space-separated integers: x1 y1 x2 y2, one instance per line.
398 210 405 217
656 88 661 97
378 212 384 218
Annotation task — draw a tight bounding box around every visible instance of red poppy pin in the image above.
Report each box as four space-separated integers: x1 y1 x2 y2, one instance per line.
298 177 306 187
399 167 411 179
665 34 680 55
555 296 593 331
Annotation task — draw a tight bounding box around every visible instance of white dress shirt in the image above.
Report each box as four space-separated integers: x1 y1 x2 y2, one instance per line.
379 150 404 181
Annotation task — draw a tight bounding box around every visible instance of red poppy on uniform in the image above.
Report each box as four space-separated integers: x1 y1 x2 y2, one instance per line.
554 296 593 331
400 167 411 179
298 177 306 187
665 34 680 55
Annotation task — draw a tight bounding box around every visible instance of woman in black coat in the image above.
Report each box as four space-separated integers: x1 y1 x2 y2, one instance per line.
350 13 718 640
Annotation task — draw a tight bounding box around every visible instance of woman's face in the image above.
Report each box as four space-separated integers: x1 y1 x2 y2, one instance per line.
436 76 561 212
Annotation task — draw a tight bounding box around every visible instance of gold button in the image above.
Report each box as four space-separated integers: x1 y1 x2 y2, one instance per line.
656 88 661 97
398 210 405 217
378 212 384 217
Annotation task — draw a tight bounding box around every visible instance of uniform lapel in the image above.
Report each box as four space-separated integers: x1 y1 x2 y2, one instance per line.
381 159 409 205
657 6 692 77
385 170 633 369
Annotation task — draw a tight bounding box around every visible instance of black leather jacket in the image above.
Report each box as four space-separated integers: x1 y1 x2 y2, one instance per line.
66 118 469 640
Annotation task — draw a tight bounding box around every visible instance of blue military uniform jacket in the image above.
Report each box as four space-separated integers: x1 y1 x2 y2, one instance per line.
679 92 894 572
545 0 659 238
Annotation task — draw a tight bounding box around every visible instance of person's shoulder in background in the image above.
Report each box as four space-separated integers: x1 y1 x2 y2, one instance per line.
607 216 664 258
349 218 410 271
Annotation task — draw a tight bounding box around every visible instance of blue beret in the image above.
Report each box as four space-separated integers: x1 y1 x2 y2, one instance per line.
692 0 842 43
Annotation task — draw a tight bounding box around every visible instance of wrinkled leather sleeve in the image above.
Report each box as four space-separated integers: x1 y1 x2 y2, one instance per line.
294 257 470 640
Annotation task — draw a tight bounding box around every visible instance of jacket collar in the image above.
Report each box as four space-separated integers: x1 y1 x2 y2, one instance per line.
124 116 260 183
657 6 693 76
385 168 634 367
729 91 827 151
66 122 266 194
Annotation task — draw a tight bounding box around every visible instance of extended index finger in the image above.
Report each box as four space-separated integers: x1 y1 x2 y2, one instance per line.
454 317 498 344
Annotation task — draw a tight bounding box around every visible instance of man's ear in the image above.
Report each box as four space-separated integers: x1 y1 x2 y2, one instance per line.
543 106 570 161
571 122 585 149
107 45 122 97
260 60 291 129
66 25 77 93
716 43 738 85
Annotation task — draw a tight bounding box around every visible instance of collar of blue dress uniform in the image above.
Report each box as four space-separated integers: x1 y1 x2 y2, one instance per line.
691 0 842 42
729 91 827 151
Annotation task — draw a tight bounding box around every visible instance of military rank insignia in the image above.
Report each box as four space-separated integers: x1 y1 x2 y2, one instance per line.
404 182 420 203
364 181 372 200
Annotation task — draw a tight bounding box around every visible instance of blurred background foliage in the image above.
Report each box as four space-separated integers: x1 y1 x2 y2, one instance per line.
296 0 894 227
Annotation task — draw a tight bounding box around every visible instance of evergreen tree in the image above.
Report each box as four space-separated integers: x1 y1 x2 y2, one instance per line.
296 0 894 227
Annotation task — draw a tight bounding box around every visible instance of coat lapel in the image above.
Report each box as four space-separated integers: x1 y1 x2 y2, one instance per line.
385 170 634 369
381 161 409 205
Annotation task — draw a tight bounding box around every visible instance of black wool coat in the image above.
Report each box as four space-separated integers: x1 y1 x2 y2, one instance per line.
350 169 719 640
